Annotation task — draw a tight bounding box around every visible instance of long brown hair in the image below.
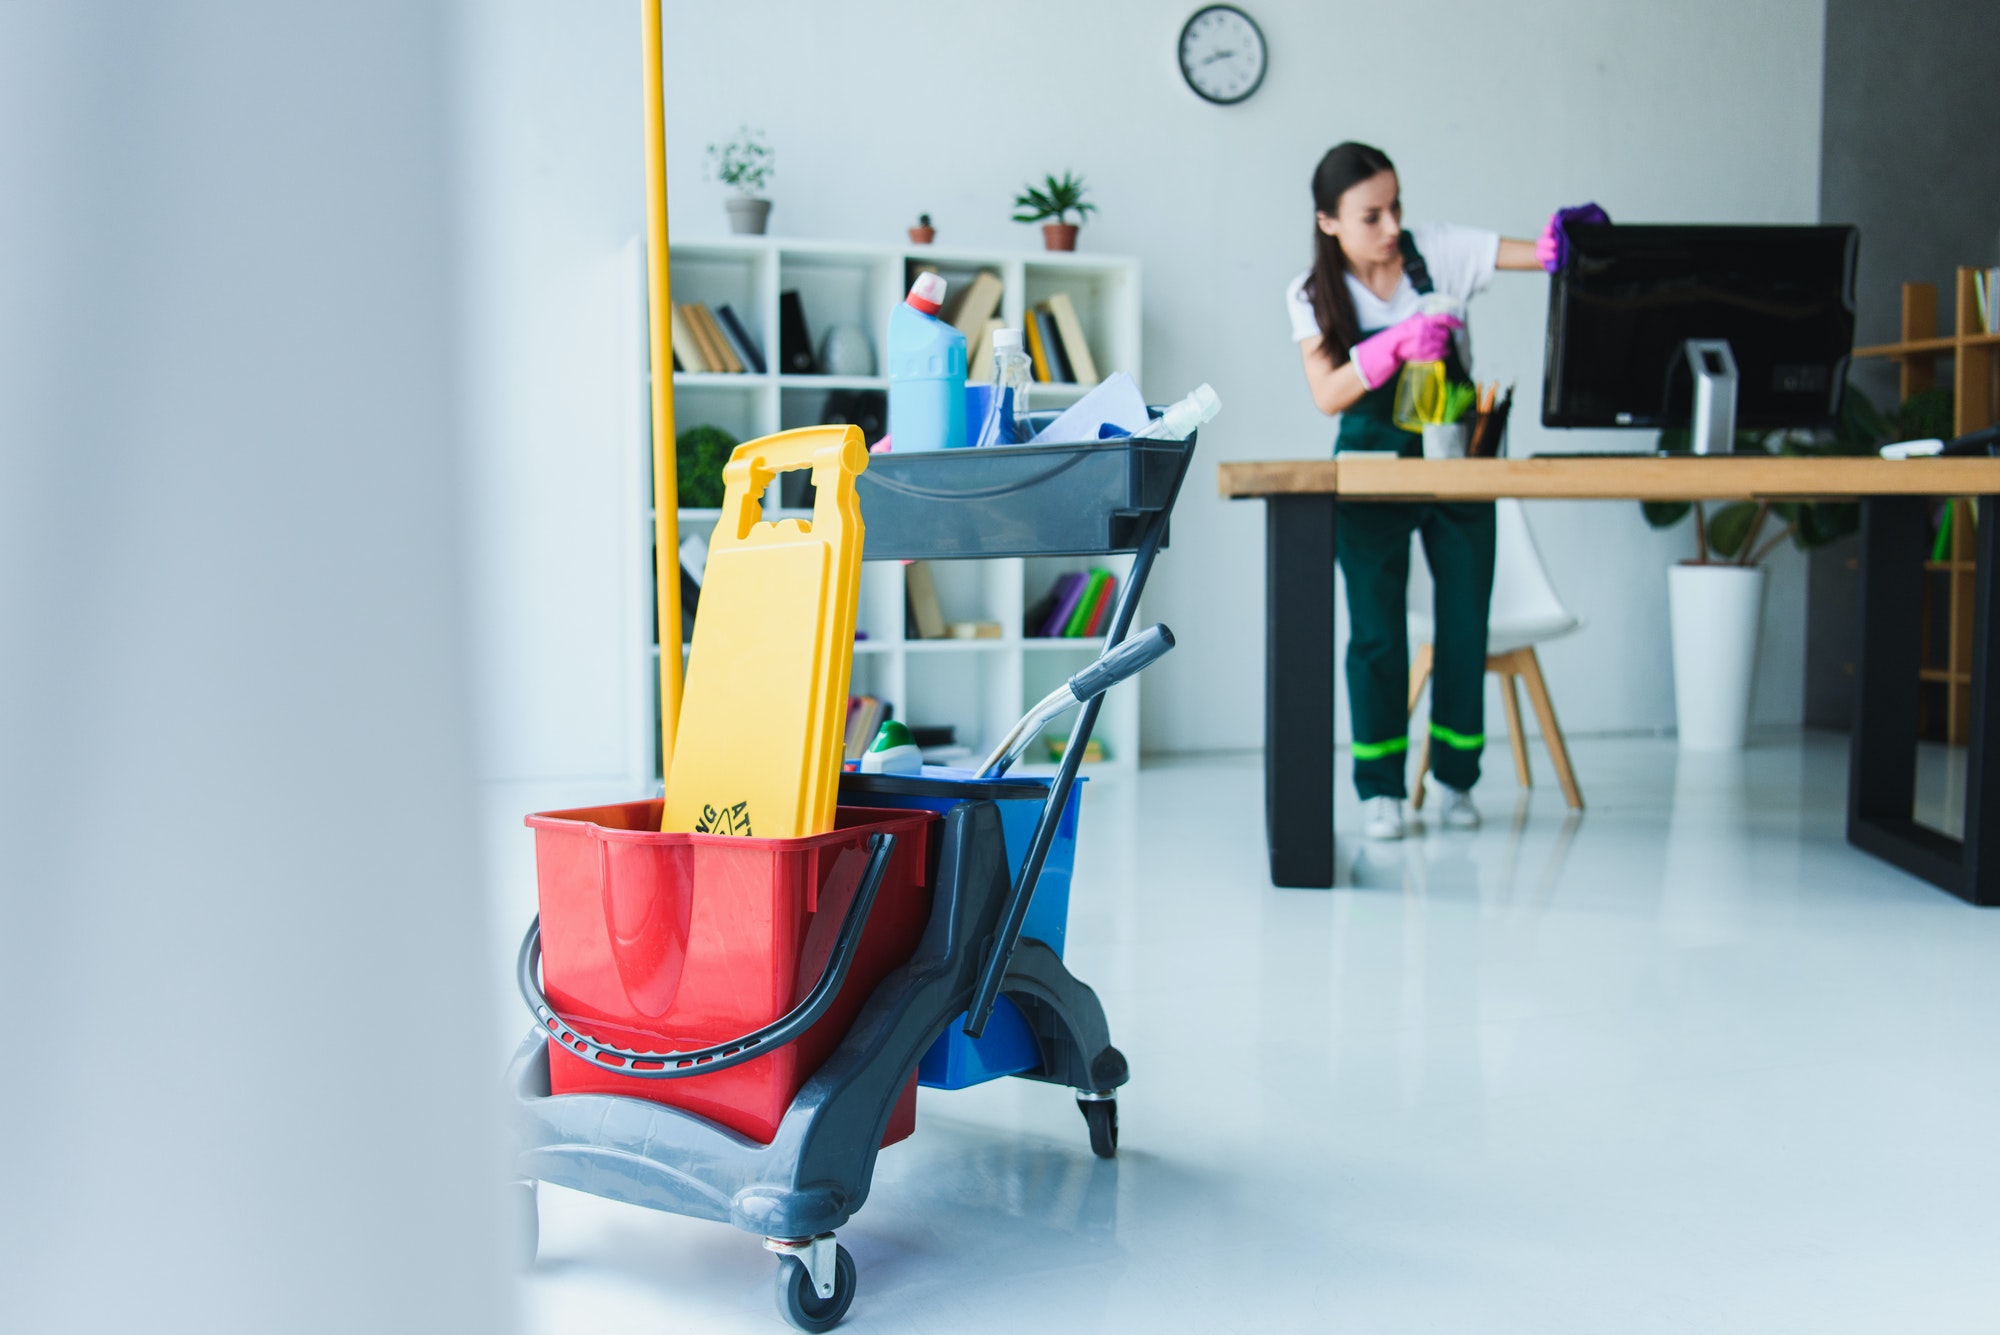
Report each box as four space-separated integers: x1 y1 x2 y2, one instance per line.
1308 141 1396 366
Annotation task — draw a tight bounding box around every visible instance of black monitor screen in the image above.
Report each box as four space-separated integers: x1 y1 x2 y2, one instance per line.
1542 224 1857 431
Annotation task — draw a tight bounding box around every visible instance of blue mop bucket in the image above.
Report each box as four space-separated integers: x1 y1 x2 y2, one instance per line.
836 766 1082 1088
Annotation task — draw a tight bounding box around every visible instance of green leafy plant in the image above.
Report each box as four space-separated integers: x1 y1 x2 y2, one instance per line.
704 127 772 196
1012 171 1097 227
676 424 738 508
1897 387 1953 440
1441 381 1477 424
1640 388 1892 563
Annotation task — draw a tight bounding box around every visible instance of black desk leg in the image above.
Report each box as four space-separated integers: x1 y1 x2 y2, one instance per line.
1963 492 2000 906
1265 496 1337 888
1848 492 2000 905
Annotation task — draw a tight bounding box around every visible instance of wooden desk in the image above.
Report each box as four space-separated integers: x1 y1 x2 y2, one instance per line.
1219 455 2000 904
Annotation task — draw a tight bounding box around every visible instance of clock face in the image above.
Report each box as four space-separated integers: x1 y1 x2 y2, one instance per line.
1178 5 1267 106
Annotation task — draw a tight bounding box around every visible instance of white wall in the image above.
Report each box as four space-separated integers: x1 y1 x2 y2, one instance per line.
0 4 510 1331
463 0 1826 771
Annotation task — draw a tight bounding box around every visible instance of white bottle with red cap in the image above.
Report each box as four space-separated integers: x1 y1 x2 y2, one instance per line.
887 271 967 451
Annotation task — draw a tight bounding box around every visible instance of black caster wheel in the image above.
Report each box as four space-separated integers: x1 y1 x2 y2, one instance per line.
1078 1095 1118 1158
774 1243 856 1332
510 1181 539 1270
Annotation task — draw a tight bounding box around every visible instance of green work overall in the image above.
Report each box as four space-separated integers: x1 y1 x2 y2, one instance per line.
1336 232 1496 801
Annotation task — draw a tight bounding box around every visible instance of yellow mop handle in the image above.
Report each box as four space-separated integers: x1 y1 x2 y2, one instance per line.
642 0 682 781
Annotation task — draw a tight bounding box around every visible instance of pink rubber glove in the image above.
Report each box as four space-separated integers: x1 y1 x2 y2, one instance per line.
1351 312 1464 390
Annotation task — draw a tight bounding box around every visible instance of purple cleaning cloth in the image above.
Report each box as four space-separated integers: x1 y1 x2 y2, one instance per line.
1549 202 1611 272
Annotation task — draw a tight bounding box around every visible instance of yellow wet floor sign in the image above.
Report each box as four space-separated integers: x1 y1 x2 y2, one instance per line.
663 425 867 838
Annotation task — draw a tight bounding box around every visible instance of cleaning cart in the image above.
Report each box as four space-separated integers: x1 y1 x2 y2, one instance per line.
507 418 1198 1330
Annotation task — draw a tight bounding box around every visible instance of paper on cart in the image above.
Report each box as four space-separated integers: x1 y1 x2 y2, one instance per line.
1029 371 1149 446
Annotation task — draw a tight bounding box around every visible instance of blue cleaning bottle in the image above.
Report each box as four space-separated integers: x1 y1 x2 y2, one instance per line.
887 272 966 451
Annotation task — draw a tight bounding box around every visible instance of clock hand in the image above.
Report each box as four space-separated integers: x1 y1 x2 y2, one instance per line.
1200 49 1236 65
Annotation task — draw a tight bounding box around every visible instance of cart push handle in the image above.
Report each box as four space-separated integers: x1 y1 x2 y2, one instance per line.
977 623 1176 779
517 831 897 1079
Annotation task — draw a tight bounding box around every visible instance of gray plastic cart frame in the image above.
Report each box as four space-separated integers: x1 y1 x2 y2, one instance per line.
509 425 1197 1330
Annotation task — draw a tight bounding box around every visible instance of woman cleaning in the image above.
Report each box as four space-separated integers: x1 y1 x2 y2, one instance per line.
1285 139 1599 840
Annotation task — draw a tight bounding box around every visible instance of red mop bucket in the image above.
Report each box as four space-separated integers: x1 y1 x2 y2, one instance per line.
525 799 935 1145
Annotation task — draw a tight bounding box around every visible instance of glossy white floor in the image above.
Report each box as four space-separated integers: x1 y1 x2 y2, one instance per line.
489 732 2000 1332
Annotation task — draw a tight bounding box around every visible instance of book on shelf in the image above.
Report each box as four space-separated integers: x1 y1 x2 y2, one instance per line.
1034 306 1073 382
1044 735 1106 764
1022 308 1054 383
966 317 1005 383
679 303 731 372
904 559 947 640
714 303 767 374
669 304 711 373
1035 571 1090 637
945 621 1002 639
1081 574 1116 636
1975 267 2000 335
1042 292 1100 385
1062 570 1109 637
692 305 743 374
843 695 890 761
945 271 1005 342
779 290 817 374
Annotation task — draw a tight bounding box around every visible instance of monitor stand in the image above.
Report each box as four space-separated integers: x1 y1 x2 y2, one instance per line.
1685 339 1738 455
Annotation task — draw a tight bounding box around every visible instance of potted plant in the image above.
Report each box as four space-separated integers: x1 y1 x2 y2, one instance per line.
706 127 773 234
908 213 935 245
1643 389 1890 749
1012 171 1096 251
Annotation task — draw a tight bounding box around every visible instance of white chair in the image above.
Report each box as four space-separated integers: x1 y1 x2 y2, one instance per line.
1406 498 1585 809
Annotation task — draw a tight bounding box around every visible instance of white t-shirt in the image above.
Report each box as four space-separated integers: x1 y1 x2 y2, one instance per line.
1285 221 1500 365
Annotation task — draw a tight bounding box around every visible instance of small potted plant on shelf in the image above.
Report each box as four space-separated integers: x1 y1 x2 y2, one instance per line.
706 127 773 234
1012 171 1095 251
909 213 935 244
1642 388 1890 750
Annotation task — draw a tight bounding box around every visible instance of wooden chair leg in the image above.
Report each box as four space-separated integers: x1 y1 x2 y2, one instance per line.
1411 729 1432 808
1495 659 1533 789
1407 641 1434 714
1517 647 1584 810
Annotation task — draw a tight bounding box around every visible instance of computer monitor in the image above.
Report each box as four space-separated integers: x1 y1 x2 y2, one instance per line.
1542 224 1858 438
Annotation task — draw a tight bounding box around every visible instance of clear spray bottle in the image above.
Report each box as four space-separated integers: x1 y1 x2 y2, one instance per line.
974 328 1034 447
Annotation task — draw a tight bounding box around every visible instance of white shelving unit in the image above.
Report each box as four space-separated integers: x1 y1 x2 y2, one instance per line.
649 236 1144 779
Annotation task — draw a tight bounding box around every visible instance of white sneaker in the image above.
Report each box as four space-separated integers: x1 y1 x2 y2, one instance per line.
1362 795 1405 841
1437 783 1481 830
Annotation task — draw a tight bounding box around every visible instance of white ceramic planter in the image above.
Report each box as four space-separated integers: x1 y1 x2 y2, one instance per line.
1421 421 1469 459
725 197 771 235
1668 562 1766 750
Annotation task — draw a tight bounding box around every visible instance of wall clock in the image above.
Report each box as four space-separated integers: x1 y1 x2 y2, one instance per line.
1178 5 1267 106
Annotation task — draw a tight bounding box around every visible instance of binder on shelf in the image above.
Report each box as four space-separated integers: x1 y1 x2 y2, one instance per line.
779 290 817 374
